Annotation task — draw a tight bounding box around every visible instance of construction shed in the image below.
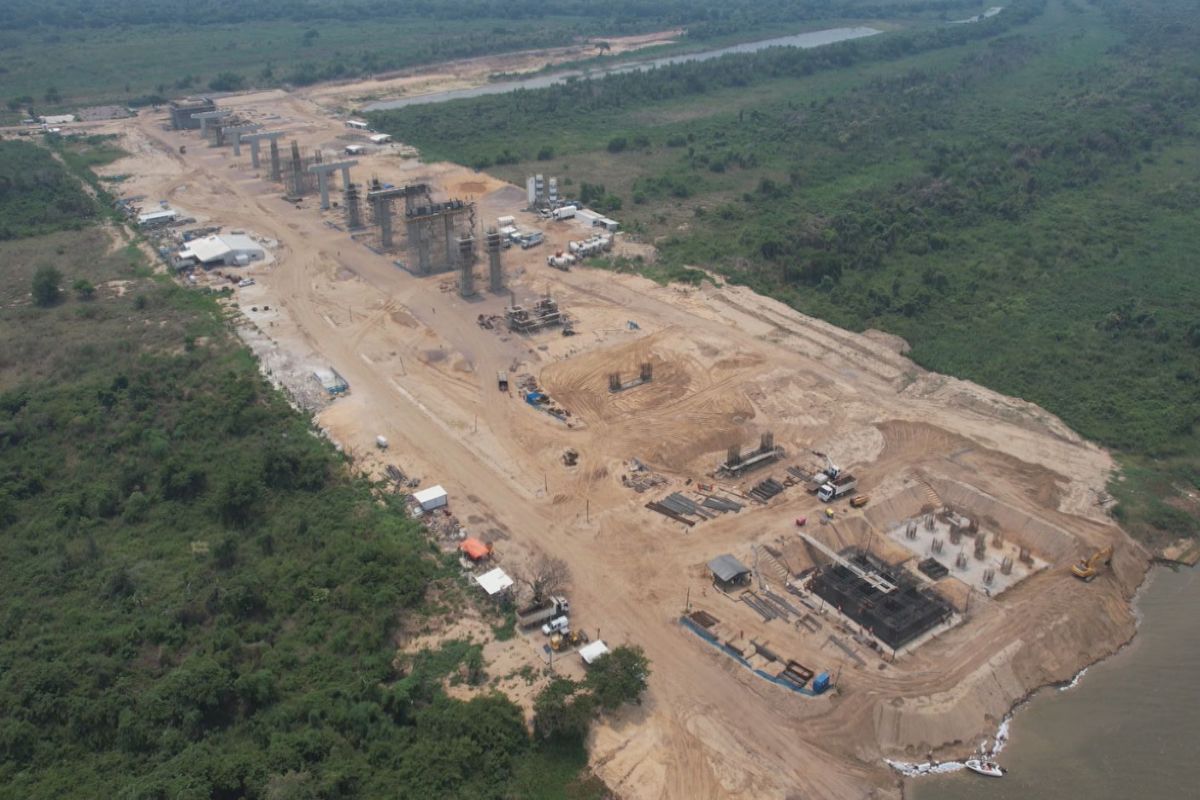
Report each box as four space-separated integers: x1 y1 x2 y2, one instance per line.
708 554 751 589
369 133 392 144
137 208 178 227
413 485 448 512
474 567 513 596
459 538 493 561
579 640 610 665
178 234 265 267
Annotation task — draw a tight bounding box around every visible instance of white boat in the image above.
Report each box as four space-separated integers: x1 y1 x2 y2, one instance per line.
965 758 1005 777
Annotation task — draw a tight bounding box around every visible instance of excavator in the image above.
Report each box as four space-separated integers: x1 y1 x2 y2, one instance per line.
1071 545 1114 581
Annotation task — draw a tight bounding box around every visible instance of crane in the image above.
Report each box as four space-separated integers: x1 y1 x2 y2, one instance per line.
811 450 840 480
1071 545 1114 581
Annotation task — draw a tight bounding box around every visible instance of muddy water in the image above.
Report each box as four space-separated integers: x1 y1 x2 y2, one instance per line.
364 27 880 111
909 566 1200 800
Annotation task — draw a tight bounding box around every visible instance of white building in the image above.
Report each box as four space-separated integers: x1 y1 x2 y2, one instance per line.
368 133 392 145
178 234 265 267
346 119 369 129
40 114 76 125
579 640 610 665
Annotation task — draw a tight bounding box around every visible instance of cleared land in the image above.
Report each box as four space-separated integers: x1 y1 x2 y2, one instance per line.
42 72 1151 796
371 0 1200 547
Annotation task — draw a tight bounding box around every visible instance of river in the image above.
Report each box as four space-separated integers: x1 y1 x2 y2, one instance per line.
364 27 881 112
908 565 1200 800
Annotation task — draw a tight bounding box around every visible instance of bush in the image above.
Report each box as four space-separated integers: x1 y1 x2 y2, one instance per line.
32 265 62 306
606 137 627 154
584 645 649 711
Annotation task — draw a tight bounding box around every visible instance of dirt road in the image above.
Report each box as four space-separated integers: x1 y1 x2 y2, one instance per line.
91 87 1146 799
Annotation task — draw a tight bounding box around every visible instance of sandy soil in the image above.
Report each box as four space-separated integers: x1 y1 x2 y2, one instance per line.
84 85 1148 800
303 29 684 110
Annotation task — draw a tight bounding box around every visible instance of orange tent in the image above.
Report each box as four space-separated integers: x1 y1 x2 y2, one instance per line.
459 538 492 561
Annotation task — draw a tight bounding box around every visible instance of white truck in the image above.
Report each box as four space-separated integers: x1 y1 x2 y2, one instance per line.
817 473 858 502
541 615 570 636
517 596 570 629
551 205 577 221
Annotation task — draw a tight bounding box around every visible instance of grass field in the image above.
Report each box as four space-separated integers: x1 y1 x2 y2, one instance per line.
374 0 1200 545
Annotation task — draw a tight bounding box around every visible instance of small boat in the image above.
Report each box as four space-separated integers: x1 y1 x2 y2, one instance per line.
965 758 1005 777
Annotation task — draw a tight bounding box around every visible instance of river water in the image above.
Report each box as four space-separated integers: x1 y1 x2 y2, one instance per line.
364 27 881 112
909 565 1200 800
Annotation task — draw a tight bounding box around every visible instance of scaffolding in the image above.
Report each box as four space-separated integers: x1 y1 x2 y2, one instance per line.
507 296 563 333
404 198 476 276
808 549 953 651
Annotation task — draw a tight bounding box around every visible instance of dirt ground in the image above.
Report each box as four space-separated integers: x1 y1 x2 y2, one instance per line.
72 78 1149 799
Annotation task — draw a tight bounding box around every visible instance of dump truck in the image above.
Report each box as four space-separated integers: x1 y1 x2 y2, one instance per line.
1071 545 1114 581
817 473 857 503
517 595 570 629
497 371 509 392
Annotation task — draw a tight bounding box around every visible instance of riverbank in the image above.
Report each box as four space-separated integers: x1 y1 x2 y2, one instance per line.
906 563 1199 799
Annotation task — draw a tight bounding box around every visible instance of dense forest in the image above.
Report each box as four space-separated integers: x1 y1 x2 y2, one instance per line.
0 139 638 798
0 0 985 30
373 0 1200 544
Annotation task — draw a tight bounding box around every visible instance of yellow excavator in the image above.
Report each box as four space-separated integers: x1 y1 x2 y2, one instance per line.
1071 545 1114 581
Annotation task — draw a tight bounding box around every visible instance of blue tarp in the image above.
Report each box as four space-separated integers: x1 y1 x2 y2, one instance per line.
679 616 830 697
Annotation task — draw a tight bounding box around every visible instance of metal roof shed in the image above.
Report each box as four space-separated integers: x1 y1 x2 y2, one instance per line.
579 640 610 665
708 554 751 584
474 567 513 596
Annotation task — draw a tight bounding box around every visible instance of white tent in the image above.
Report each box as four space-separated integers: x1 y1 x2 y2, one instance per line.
474 567 514 596
579 640 610 665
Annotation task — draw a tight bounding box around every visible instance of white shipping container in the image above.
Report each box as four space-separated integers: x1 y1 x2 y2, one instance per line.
413 485 448 511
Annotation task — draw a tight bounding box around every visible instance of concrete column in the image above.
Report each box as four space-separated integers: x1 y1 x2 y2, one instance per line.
249 140 261 168
317 172 330 210
269 140 281 181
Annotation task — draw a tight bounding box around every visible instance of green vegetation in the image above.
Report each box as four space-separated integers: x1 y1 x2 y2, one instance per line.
1 0 992 108
374 0 1200 545
0 141 97 238
0 144 612 797
533 645 650 737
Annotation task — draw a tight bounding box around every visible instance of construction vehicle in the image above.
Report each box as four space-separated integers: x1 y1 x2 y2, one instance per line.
850 495 869 508
818 473 857 502
1071 545 1114 581
547 252 576 270
497 371 508 392
549 629 590 652
516 595 570 629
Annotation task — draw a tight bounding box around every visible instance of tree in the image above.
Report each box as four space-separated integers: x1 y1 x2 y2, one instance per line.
73 279 96 300
517 553 570 604
532 677 593 740
44 86 61 103
208 72 246 92
32 266 62 307
584 645 649 710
